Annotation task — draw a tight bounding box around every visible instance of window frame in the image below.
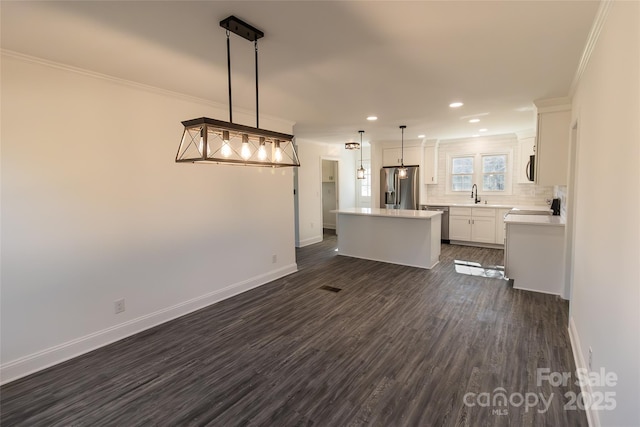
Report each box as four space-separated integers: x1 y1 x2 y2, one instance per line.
481 153 508 192
450 155 475 192
446 149 513 196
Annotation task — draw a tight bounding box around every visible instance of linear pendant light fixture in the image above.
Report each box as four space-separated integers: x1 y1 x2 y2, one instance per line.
175 16 300 167
356 130 366 179
398 125 408 179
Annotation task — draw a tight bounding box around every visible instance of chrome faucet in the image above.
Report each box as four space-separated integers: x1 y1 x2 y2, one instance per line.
471 184 481 204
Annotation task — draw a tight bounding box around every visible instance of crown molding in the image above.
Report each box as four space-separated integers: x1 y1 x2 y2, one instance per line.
569 0 614 96
515 129 536 140
439 132 517 146
0 49 296 129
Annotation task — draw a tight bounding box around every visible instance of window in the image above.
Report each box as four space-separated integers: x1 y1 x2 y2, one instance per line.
446 150 511 195
451 156 474 191
482 154 506 191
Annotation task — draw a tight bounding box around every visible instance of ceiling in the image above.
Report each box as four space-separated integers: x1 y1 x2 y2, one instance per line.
1 1 599 145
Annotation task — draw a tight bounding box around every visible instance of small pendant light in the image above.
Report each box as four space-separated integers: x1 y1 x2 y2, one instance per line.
398 125 408 179
357 130 366 180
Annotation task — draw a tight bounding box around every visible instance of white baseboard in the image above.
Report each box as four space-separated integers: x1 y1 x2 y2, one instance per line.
336 252 437 270
511 285 562 297
568 316 599 427
449 240 504 250
297 235 323 247
0 263 297 385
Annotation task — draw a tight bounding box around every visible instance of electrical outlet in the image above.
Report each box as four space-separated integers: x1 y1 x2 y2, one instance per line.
114 298 125 314
588 347 593 370
272 254 277 263
310 222 314 228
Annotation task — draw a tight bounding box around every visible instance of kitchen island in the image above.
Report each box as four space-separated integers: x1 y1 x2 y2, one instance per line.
332 208 442 269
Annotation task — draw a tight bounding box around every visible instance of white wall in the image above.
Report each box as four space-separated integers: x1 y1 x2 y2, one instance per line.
0 53 298 382
295 140 355 246
569 2 639 425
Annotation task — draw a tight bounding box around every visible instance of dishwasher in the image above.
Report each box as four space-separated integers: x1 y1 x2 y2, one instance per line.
422 205 450 244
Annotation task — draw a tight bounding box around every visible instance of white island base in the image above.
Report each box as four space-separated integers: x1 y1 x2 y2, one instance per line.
333 208 442 269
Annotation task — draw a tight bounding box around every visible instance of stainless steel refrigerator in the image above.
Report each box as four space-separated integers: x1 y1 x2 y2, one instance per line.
380 166 420 210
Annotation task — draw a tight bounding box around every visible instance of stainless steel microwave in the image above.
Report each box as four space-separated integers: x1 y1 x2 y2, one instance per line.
526 155 535 182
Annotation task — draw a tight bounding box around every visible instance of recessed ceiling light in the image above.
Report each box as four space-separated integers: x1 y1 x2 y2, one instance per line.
472 134 480 137
479 128 488 132
418 134 426 138
449 102 464 108
366 116 378 121
469 118 480 123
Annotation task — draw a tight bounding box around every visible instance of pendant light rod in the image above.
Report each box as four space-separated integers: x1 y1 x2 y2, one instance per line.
255 40 259 128
357 130 366 180
400 125 406 165
226 30 233 123
359 130 364 166
220 16 265 126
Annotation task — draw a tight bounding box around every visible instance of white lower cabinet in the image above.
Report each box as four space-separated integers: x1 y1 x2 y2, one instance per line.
449 207 497 244
471 216 496 243
449 215 472 241
505 222 565 295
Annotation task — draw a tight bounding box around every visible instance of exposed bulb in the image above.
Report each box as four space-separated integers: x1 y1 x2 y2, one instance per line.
221 142 232 158
274 140 283 163
240 134 251 160
357 166 366 180
221 130 232 158
198 136 205 156
258 138 267 161
398 166 408 179
197 128 208 156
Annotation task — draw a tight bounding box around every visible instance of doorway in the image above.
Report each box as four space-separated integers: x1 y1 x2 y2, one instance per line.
321 159 339 237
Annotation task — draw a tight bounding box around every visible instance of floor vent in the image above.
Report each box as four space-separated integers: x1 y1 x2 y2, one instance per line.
319 285 342 293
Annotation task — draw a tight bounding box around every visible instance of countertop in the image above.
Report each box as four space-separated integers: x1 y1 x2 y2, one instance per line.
425 203 552 212
332 208 442 220
504 214 565 226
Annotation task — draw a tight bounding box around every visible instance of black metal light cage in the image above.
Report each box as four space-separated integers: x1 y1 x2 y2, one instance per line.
176 117 299 167
176 16 300 167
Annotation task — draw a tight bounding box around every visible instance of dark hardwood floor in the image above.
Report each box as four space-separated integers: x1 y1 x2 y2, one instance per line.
1 235 587 426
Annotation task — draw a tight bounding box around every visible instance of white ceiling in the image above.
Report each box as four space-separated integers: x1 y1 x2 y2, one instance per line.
1 1 599 145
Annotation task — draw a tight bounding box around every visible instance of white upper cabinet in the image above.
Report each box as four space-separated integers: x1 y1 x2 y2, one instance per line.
382 147 421 167
534 99 571 186
423 143 439 184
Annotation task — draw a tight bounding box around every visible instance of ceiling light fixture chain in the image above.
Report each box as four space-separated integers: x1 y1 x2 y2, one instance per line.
176 16 299 167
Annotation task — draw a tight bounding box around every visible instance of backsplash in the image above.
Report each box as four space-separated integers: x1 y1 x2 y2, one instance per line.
425 134 553 207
